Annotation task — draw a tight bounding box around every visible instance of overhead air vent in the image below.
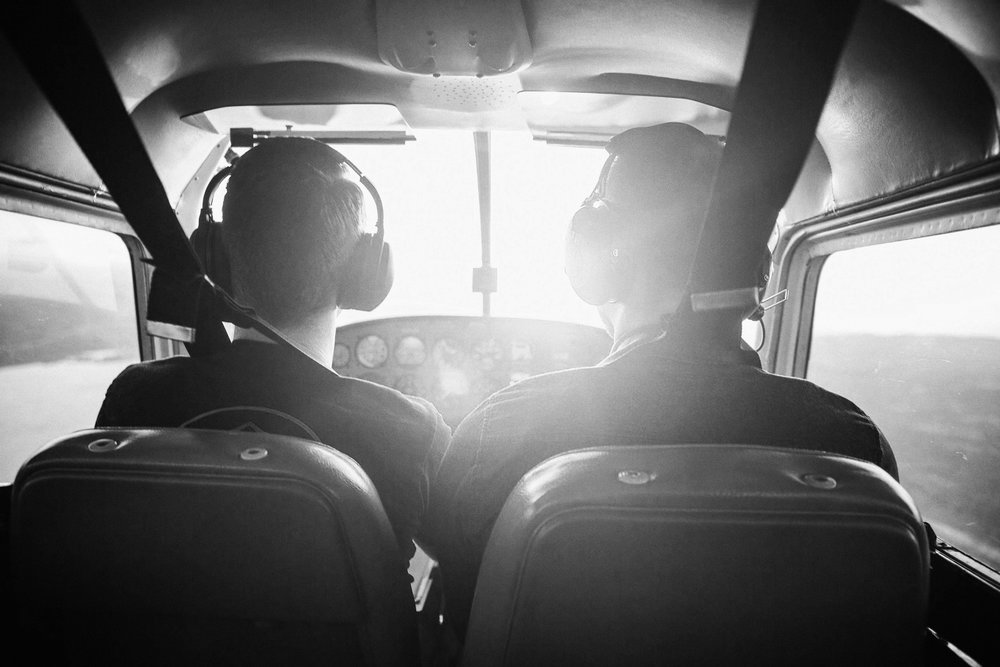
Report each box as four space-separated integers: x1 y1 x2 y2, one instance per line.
411 75 520 112
375 0 532 78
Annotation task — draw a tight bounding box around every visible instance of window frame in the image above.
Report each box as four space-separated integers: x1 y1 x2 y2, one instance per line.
766 162 1000 379
0 174 159 361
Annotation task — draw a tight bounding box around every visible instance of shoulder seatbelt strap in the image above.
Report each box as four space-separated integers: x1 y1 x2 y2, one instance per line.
688 0 861 314
4 0 325 366
5 1 204 341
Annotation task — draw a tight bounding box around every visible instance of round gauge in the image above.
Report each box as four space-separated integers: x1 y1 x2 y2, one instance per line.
356 334 389 368
395 335 427 366
472 338 503 371
394 374 426 397
332 342 351 369
432 338 466 367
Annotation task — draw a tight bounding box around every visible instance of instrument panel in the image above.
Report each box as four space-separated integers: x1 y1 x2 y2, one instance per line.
335 316 612 426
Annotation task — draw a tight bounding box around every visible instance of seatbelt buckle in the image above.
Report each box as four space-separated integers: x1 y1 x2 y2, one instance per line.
759 289 788 312
146 320 196 343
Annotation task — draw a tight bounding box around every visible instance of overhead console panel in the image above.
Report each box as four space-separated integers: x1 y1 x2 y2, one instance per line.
800 1 999 221
376 0 532 77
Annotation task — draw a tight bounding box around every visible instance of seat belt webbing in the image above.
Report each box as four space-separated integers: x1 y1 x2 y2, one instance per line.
4 1 321 365
688 0 861 313
5 1 206 340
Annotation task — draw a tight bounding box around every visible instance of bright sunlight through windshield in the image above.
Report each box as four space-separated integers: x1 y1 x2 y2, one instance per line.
336 131 607 327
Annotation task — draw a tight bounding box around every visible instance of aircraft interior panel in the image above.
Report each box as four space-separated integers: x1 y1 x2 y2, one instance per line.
335 316 612 426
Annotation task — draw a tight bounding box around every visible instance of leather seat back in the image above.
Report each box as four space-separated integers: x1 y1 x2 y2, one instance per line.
463 445 929 667
11 428 418 666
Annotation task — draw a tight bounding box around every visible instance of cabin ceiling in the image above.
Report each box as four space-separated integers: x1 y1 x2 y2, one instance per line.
0 0 997 223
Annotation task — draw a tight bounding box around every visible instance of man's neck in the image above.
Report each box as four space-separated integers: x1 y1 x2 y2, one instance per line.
602 292 742 356
601 290 685 352
232 309 337 367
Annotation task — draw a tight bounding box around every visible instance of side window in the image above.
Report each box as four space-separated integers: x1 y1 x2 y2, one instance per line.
0 211 141 481
808 225 1000 571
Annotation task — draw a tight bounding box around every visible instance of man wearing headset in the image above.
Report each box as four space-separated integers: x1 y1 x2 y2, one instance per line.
421 122 897 636
97 138 451 560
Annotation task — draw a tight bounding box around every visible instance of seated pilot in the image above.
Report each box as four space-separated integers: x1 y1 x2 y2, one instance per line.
96 137 451 559
420 122 898 636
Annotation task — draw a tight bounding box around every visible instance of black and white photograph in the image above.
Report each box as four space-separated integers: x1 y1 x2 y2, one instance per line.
1 1 998 665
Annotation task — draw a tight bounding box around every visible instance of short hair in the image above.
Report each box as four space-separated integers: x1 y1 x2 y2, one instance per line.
221 138 364 326
603 123 723 290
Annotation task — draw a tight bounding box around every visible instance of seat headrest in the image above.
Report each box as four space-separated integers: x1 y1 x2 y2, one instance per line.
12 428 419 666
464 445 929 667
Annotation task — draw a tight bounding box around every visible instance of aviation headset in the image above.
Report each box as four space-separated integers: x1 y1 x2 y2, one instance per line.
565 126 770 317
564 153 632 306
190 143 394 313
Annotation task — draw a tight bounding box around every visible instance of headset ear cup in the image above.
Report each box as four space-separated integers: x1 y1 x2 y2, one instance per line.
565 203 627 306
337 233 394 311
189 222 232 292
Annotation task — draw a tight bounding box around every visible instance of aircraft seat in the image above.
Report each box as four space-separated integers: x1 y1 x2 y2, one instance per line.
11 428 419 666
463 444 929 667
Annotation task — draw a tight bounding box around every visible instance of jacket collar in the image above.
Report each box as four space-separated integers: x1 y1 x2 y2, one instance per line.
601 314 762 369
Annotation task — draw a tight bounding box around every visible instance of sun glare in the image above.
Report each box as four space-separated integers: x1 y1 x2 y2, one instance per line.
337 131 607 327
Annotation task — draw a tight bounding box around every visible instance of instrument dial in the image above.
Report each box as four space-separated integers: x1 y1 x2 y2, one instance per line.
356 334 389 368
395 335 427 366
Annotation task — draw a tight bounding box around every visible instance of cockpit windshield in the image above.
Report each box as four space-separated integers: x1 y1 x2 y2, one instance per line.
342 131 606 326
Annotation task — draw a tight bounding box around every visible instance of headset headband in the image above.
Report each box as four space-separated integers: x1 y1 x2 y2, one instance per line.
584 127 727 211
322 148 385 241
200 165 233 224
201 147 385 240
583 152 618 207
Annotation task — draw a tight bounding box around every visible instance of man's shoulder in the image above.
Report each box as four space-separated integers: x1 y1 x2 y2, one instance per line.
339 374 442 421
96 356 202 427
759 369 875 421
328 376 450 452
107 356 196 394
753 369 895 471
475 365 604 413
450 364 607 447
